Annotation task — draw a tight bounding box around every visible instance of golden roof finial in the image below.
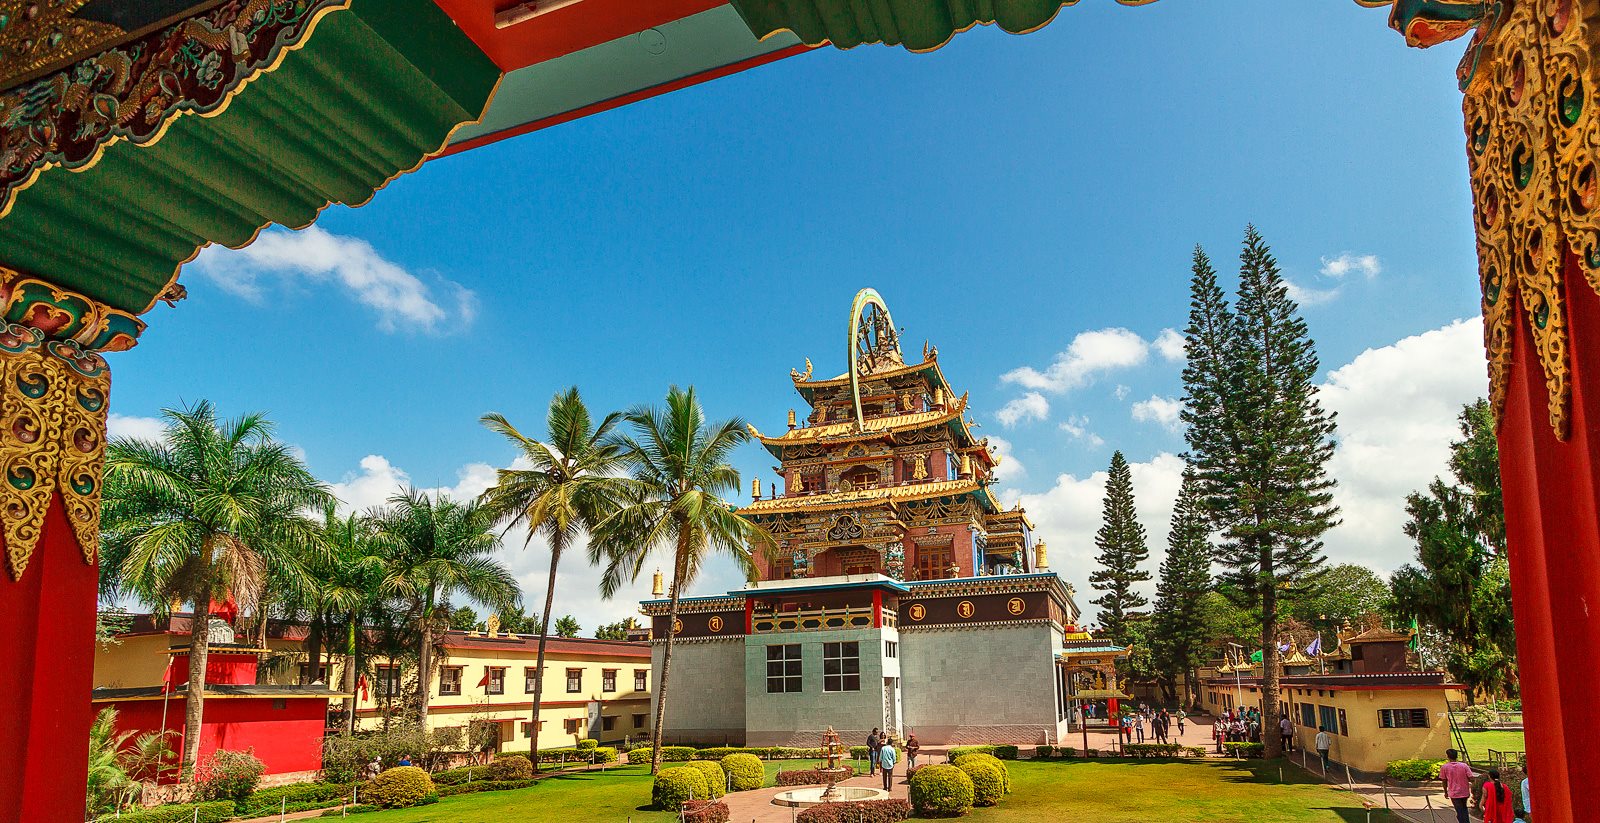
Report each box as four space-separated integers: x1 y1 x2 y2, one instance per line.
933 386 945 408
787 408 797 428
751 478 761 501
959 452 973 478
1034 540 1049 570
652 569 664 598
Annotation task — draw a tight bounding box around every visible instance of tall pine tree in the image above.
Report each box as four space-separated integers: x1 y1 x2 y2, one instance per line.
1181 226 1340 758
1152 469 1214 707
1089 450 1151 645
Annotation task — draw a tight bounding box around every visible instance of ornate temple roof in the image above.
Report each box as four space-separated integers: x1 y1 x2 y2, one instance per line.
749 394 968 448
739 477 997 515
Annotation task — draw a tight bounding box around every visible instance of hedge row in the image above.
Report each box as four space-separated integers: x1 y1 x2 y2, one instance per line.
95 801 236 823
320 804 379 817
776 766 856 786
797 799 912 823
1222 742 1265 758
437 778 539 797
1123 744 1210 758
499 745 619 764
629 745 833 763
946 745 1018 761
235 781 355 816
1386 759 1445 781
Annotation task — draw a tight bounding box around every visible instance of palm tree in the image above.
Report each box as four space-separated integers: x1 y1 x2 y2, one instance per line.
595 386 773 773
310 503 388 732
100 402 329 778
478 388 627 767
371 488 519 725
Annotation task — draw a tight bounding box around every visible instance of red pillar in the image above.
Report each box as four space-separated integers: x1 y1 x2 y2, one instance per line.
1498 251 1600 823
0 494 99 823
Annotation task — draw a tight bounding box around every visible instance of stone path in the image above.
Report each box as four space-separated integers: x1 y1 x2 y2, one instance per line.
722 769 910 823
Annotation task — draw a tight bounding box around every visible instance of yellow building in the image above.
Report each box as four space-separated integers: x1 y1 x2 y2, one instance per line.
94 614 323 689
1200 630 1467 774
354 630 654 752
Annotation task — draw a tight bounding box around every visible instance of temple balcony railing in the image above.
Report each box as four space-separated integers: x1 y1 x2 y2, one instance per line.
751 605 890 634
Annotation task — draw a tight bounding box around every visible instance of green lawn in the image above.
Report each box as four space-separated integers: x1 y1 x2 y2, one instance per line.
338 758 1398 823
1458 729 1526 760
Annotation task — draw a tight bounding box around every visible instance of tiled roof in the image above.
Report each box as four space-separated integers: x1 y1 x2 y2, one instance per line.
749 395 968 444
739 478 986 515
438 632 650 658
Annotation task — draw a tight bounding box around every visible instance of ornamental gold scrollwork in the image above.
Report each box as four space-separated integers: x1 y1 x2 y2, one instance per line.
1459 0 1600 436
0 324 109 578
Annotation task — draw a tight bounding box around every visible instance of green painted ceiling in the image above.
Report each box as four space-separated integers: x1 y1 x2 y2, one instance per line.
0 0 498 314
729 0 1133 52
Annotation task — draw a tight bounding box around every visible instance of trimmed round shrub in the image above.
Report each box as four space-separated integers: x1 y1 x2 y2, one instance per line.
653 766 710 810
682 798 732 823
197 748 265 802
720 753 763 791
908 764 974 817
361 766 436 809
952 752 1009 791
684 760 727 799
958 760 1003 807
576 738 599 751
1386 759 1444 782
487 754 534 781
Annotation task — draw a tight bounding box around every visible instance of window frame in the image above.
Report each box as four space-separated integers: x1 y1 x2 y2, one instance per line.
632 713 646 729
602 669 618 693
634 669 648 692
766 644 803 694
524 666 540 693
565 668 583 694
564 718 582 735
486 666 506 696
439 666 463 696
822 641 861 693
1378 708 1433 729
602 715 616 732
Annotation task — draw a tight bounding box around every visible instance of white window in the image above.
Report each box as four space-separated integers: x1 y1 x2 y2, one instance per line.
823 642 860 692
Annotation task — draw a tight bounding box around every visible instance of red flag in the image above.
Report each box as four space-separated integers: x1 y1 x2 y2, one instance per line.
477 670 490 689
207 594 238 624
358 674 369 702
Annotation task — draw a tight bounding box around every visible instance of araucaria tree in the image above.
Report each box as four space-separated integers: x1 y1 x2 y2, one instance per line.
1180 228 1340 758
1152 469 1214 707
595 386 774 774
99 402 330 778
1391 399 1515 702
478 388 626 768
1088 450 1150 645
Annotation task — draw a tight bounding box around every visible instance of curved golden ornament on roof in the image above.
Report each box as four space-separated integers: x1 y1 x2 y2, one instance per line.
847 288 901 430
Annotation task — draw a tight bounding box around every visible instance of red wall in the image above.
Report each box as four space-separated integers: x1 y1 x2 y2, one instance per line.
101 697 329 780
167 652 259 687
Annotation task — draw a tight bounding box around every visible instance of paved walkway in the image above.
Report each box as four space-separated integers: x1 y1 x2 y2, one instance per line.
722 769 910 823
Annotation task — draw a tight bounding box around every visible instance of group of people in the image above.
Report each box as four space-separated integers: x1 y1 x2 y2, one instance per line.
1210 707 1261 752
1441 749 1531 823
865 729 920 791
1119 705 1185 744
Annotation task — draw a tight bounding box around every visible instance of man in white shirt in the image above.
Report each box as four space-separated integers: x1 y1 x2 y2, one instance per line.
877 739 899 791
1314 727 1332 772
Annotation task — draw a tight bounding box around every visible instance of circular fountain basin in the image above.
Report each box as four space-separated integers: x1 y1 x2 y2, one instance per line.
772 786 890 808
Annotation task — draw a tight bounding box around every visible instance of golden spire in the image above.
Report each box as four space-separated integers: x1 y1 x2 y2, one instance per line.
751 478 761 501
652 569 664 598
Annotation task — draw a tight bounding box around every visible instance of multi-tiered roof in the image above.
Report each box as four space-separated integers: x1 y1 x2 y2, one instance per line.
739 288 1042 581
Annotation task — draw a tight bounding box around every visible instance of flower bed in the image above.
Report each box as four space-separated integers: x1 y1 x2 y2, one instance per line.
796 798 912 822
682 798 731 823
776 766 856 786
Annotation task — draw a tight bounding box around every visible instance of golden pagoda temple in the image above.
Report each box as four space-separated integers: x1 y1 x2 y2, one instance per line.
740 288 1037 582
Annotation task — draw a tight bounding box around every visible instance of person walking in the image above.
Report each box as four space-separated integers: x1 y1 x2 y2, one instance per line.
1520 768 1531 822
1482 768 1516 823
878 738 899 791
905 734 921 769
1314 727 1332 772
1439 749 1473 823
866 729 881 776
1212 718 1225 754
1177 710 1187 737
1135 713 1146 743
1279 714 1294 753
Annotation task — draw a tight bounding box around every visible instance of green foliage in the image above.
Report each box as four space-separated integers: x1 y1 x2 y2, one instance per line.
446 604 479 631
236 782 355 816
776 767 855 786
1392 399 1516 701
653 766 711 809
909 764 975 817
946 745 996 759
594 616 643 640
1385 759 1444 781
952 753 1009 791
1462 705 1497 728
720 753 764 791
1122 744 1194 758
631 744 698 762
797 799 913 822
437 778 538 797
1152 470 1216 702
93 800 236 823
552 615 582 637
1089 450 1151 644
487 755 534 781
1290 564 1391 627
196 749 265 802
958 759 1004 807
86 707 157 814
319 804 380 816
684 760 727 798
1221 742 1265 758
575 738 598 750
321 725 447 782
1034 745 1054 758
361 766 436 809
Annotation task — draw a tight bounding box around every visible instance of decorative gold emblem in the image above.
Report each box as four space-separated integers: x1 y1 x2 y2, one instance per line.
956 600 976 619
708 615 724 633
1007 597 1026 616
671 618 682 634
908 603 926 622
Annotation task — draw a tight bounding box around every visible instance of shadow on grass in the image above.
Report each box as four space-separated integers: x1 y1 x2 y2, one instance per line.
1309 808 1393 822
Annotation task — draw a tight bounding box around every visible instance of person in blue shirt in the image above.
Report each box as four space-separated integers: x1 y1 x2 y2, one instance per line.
877 738 899 791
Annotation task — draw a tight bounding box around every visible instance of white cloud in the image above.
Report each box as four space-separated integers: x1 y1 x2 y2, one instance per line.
329 454 499 515
1058 416 1105 448
1321 253 1383 279
1286 281 1343 307
107 414 165 442
1002 316 1488 624
986 436 1026 484
1131 395 1184 433
1113 385 1131 401
191 225 477 333
1001 328 1151 394
1153 328 1186 362
995 392 1050 428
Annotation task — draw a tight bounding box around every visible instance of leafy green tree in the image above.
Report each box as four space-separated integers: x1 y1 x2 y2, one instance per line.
1151 470 1214 706
100 402 330 777
372 489 519 724
447 605 480 631
553 615 582 638
1181 228 1340 758
594 386 774 773
488 604 542 635
1291 563 1391 628
306 504 387 732
1391 399 1515 702
594 616 643 640
478 387 628 767
1088 450 1150 645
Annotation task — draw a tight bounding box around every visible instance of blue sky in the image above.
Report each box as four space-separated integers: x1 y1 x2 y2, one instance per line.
106 1 1489 627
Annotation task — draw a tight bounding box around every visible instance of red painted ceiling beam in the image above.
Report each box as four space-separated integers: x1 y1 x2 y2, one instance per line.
431 0 729 71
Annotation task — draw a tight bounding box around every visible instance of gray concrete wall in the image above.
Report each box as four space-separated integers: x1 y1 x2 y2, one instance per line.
744 628 896 747
651 639 746 746
899 623 1059 745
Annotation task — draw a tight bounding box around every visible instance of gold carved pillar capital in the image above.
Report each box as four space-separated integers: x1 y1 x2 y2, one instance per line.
0 267 141 579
